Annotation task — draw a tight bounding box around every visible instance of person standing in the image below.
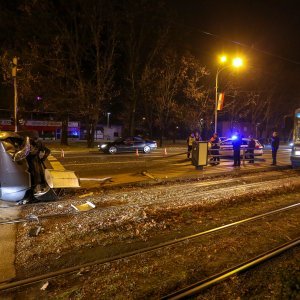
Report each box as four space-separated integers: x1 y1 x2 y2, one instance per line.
247 136 256 163
195 132 202 142
209 133 220 164
271 131 280 165
232 132 242 166
187 132 195 159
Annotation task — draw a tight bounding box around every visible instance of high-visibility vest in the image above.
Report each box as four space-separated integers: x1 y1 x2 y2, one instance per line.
188 137 195 146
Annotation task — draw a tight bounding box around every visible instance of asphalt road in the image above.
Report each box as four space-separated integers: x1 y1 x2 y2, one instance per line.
50 146 292 186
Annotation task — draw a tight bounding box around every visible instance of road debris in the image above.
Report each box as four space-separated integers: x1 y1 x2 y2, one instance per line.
141 171 156 180
78 192 94 198
40 281 49 290
71 201 96 212
80 177 113 185
28 226 42 237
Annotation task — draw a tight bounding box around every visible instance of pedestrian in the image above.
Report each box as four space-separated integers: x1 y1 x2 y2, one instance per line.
271 131 280 165
247 136 256 163
232 132 242 166
209 132 220 164
195 131 202 142
187 132 195 159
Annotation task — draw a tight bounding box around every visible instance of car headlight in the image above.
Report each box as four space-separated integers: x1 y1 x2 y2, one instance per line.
100 144 108 149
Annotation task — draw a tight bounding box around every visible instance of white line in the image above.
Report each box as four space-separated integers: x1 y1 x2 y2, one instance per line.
63 160 147 167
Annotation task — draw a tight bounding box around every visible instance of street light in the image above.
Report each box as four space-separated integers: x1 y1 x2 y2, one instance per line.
215 56 244 133
107 112 111 128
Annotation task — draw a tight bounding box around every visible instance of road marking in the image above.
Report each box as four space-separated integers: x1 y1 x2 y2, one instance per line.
48 155 65 171
63 160 147 167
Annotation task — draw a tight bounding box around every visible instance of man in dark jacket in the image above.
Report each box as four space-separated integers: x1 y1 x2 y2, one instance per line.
247 136 256 163
26 138 51 194
232 132 242 166
271 131 280 165
209 133 220 164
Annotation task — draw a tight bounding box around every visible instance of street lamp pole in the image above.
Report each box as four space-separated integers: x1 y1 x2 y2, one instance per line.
12 56 18 132
214 56 243 133
107 112 111 128
215 66 229 133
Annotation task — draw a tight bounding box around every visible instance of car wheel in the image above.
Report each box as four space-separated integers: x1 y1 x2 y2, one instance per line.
108 146 117 154
143 145 151 153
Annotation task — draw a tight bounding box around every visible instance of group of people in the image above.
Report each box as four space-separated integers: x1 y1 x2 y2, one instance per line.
187 131 280 166
186 131 202 159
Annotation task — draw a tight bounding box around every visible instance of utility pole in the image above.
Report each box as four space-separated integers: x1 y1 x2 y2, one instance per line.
12 56 18 132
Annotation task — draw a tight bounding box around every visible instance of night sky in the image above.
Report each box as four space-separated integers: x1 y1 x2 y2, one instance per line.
167 0 300 98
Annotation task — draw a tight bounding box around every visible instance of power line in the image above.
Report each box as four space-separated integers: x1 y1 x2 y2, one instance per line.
171 21 300 66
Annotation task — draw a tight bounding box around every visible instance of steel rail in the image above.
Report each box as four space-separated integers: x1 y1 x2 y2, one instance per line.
0 202 299 292
1 173 299 226
161 237 300 300
0 168 294 213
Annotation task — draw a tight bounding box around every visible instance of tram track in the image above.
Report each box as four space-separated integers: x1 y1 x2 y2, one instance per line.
162 237 300 300
1 170 299 226
1 169 299 298
1 201 299 294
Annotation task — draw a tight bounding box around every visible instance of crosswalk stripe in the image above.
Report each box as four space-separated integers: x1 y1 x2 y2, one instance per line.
48 155 65 170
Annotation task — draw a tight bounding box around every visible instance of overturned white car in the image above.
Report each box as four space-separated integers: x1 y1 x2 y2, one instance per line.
0 131 79 203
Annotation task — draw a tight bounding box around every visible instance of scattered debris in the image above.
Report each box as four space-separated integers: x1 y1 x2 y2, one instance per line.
78 192 94 198
28 226 42 237
141 171 156 180
40 281 49 291
71 201 96 212
26 213 39 223
80 177 113 185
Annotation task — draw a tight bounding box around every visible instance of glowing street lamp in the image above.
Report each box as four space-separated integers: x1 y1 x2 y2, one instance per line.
215 56 244 133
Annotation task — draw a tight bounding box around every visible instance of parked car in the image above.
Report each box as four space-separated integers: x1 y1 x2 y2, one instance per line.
219 138 264 157
98 136 157 154
219 137 228 143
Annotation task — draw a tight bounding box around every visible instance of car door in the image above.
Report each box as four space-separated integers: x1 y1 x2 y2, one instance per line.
240 139 249 156
121 137 135 152
220 139 233 156
133 137 145 151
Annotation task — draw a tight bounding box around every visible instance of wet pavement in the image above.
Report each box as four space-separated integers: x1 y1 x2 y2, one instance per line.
50 146 292 189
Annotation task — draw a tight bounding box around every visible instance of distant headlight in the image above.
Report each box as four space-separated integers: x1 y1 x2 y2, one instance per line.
289 142 294 147
100 144 108 149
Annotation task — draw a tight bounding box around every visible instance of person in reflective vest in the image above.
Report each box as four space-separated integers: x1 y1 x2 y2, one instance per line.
187 132 195 158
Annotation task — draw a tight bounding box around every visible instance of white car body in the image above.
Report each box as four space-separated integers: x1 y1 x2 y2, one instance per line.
219 138 264 157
